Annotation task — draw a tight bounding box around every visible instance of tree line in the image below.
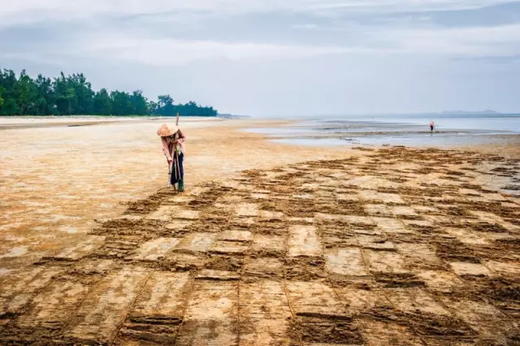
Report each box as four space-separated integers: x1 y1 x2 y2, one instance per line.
0 69 217 116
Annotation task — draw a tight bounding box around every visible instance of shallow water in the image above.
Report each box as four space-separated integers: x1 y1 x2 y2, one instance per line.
246 113 520 147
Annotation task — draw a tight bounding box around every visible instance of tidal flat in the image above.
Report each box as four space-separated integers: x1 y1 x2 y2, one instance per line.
0 116 518 344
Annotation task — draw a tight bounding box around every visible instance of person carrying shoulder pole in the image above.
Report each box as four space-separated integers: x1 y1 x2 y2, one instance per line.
157 115 186 192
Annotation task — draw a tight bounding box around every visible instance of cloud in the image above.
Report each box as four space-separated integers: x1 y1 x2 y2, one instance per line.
83 22 520 66
306 0 516 12
0 0 517 27
364 23 520 57
1 0 520 114
83 36 351 66
2 13 519 68
291 23 320 30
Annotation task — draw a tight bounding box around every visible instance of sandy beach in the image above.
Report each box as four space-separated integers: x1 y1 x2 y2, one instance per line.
0 116 519 344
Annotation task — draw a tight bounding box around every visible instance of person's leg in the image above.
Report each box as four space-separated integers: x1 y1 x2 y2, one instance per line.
178 153 185 192
170 166 176 187
170 152 179 187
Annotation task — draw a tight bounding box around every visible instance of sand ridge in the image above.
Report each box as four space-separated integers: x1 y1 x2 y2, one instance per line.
0 146 518 344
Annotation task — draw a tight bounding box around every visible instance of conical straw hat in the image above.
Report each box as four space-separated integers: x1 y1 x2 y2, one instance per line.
156 124 178 137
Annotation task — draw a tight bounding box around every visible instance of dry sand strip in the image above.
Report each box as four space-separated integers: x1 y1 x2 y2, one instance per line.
0 146 518 344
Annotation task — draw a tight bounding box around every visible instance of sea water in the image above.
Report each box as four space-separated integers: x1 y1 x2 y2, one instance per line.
246 113 520 147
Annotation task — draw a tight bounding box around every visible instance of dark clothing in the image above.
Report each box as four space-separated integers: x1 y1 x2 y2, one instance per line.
170 152 184 185
161 129 186 188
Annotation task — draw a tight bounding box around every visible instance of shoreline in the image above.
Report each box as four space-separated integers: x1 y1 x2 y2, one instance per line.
242 118 520 159
0 115 223 130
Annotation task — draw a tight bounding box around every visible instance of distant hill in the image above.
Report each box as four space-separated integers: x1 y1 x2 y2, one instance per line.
441 109 500 115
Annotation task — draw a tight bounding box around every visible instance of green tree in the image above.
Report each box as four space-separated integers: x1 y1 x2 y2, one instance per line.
93 88 112 115
14 70 39 114
172 100 217 116
0 68 217 116
34 74 54 114
130 90 149 115
69 73 94 114
0 69 20 115
110 90 133 115
53 72 75 115
156 94 175 115
147 100 158 114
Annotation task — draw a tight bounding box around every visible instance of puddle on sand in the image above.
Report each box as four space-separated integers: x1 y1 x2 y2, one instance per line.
0 268 12 276
58 226 83 234
0 246 28 258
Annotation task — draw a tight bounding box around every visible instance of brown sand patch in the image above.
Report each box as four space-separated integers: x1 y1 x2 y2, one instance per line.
1 146 519 344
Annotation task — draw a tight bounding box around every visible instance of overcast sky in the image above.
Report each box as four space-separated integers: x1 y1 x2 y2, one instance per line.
1 0 519 116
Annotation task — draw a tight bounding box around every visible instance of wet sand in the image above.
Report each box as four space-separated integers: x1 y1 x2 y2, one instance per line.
0 117 351 269
0 117 519 344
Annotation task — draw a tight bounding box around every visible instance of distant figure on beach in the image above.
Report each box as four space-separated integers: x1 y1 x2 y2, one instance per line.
429 120 435 133
157 124 186 191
